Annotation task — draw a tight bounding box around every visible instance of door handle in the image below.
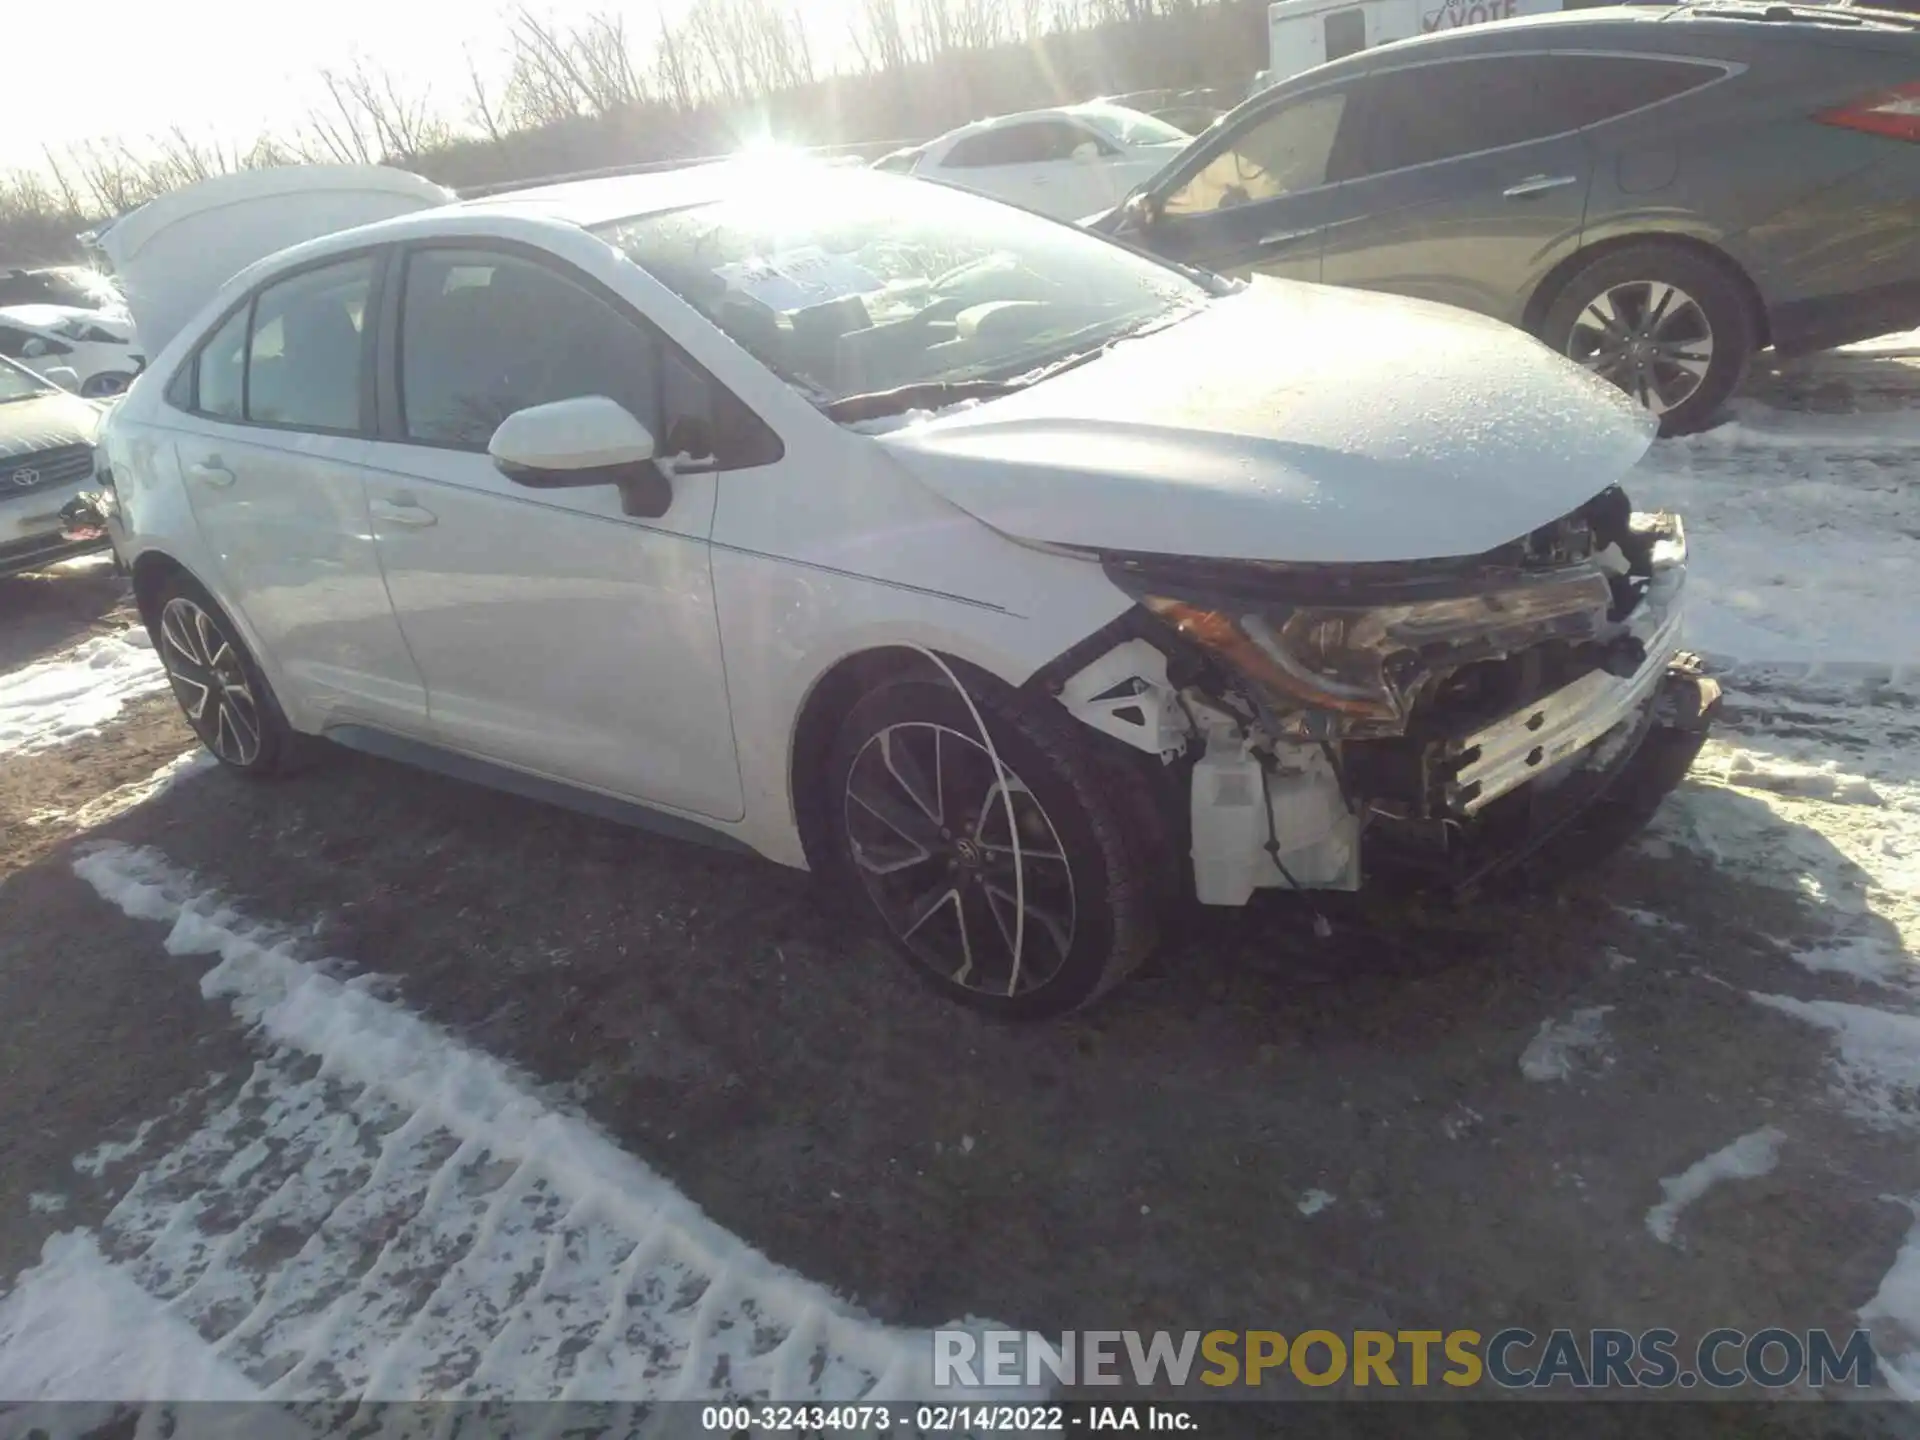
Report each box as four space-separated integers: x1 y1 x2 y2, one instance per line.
186 459 235 488
1503 174 1578 199
1257 226 1323 252
370 498 437 528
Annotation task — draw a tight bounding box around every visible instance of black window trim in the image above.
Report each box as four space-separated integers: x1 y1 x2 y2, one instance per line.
163 244 389 439
1151 48 1738 211
378 236 784 471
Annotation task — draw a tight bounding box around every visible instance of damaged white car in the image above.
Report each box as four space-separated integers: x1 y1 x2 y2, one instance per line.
98 161 1718 1018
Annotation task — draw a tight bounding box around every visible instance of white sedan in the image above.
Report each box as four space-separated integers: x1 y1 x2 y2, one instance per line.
876 103 1192 221
0 303 144 398
101 161 1715 1018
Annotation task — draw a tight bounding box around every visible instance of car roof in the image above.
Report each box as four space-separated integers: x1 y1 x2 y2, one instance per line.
0 304 83 330
936 101 1154 142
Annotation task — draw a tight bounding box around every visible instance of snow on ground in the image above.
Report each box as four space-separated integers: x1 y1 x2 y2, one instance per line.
1518 1006 1615 1083
1862 1205 1920 1401
1644 1127 1787 1247
0 841 1021 1409
1628 329 1920 671
1650 663 1920 1378
0 626 167 756
1633 409 1920 670
23 750 214 832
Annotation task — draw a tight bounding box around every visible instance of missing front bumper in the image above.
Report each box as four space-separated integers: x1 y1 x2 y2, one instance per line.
1443 513 1688 816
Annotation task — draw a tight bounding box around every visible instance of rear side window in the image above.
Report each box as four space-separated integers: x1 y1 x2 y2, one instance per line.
1162 90 1351 215
195 307 249 421
1347 56 1570 176
245 257 375 431
1539 55 1723 128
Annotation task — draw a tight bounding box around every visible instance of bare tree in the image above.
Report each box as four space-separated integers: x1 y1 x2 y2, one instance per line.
466 47 509 144
851 0 912 74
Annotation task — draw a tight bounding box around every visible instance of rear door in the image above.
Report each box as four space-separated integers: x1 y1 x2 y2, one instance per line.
1314 53 1597 324
167 252 429 734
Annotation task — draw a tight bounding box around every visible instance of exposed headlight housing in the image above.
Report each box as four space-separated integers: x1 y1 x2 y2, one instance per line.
1143 568 1616 738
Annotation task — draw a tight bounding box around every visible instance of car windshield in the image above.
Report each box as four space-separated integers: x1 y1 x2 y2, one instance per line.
1075 105 1192 148
0 358 52 403
596 172 1207 408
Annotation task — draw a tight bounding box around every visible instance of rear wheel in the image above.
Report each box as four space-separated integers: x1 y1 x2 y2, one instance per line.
823 675 1164 1019
1540 244 1756 437
153 577 308 776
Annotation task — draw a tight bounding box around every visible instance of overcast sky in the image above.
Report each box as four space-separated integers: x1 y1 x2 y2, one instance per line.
9 0 855 177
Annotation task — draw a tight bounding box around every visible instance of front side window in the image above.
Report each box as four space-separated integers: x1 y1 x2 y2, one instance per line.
1161 90 1351 216
195 306 248 420
399 248 665 450
245 257 374 431
597 171 1207 407
0 326 28 359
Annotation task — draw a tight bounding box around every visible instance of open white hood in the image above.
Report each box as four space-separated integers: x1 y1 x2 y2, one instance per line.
876 279 1658 565
88 165 456 357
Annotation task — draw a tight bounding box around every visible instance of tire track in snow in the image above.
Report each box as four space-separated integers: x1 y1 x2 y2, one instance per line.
0 841 1020 1406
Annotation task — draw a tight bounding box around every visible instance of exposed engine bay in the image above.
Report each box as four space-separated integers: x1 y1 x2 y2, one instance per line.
1049 485 1721 903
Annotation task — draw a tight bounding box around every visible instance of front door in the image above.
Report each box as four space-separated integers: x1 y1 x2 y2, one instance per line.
361 245 751 823
1133 83 1363 283
169 253 428 733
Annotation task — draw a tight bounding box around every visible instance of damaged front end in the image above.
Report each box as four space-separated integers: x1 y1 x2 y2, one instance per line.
1050 486 1720 903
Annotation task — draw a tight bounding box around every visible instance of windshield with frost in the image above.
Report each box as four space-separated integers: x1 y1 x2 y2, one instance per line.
595 172 1206 407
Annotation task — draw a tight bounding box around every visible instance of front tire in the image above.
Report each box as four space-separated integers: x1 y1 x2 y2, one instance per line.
823 675 1164 1020
152 577 307 776
1540 243 1756 437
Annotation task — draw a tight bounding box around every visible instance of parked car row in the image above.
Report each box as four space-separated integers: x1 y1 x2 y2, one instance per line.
0 265 143 399
894 1 1920 436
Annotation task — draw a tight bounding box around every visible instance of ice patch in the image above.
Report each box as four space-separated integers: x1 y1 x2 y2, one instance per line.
55 841 1027 1403
0 1232 265 1403
1751 993 1920 1130
1296 1190 1335 1217
1861 1201 1920 1402
25 1193 67 1216
73 1119 160 1178
1644 1127 1786 1246
0 627 168 756
27 750 213 832
1615 906 1680 931
1519 1006 1615 1083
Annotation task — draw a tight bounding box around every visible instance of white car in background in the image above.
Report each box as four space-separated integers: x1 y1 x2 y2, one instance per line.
875 103 1193 221
0 357 108 578
101 161 1716 1019
0 304 145 399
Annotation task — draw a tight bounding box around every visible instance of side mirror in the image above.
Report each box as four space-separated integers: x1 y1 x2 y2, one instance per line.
488 395 672 519
1071 141 1103 164
1121 191 1159 232
43 365 81 391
